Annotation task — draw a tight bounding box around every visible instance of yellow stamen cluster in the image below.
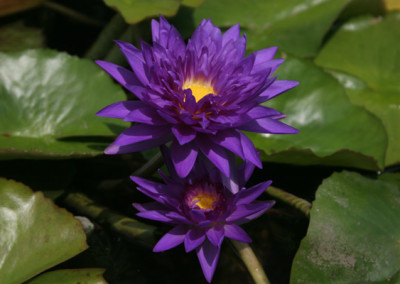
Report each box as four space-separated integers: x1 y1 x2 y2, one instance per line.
182 80 216 102
191 192 217 210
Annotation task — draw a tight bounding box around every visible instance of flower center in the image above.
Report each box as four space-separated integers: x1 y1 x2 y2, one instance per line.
182 80 216 102
191 192 218 210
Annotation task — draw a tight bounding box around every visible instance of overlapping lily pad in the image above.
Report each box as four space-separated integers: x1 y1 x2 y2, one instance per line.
315 13 400 167
104 0 204 24
290 171 400 283
0 178 88 284
0 22 44 52
0 49 128 159
194 0 351 57
247 56 387 171
26 269 107 284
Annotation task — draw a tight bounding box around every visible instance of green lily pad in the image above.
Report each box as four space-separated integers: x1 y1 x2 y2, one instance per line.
315 13 400 167
0 22 44 52
0 49 128 159
26 269 107 284
0 178 88 284
290 171 400 283
247 56 387 170
194 0 350 57
104 0 181 24
182 0 205 7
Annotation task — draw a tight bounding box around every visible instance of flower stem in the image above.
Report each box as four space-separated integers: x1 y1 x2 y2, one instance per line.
61 192 156 247
131 151 164 177
231 240 271 284
84 13 127 60
265 186 311 217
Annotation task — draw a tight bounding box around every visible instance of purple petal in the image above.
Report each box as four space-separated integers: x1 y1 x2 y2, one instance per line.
206 225 224 247
239 132 262 168
96 101 138 119
105 132 171 154
151 19 160 42
95 60 144 98
172 125 197 145
114 41 149 85
209 129 244 159
222 24 240 46
196 240 221 283
165 211 193 225
171 140 198 178
238 160 256 185
189 208 206 223
252 58 284 74
198 137 230 178
257 80 299 102
223 224 252 243
235 181 272 205
160 144 180 180
137 210 173 223
108 124 171 148
185 227 206 252
124 102 168 125
253 46 278 65
153 225 188 252
239 117 299 134
226 201 275 223
131 176 168 196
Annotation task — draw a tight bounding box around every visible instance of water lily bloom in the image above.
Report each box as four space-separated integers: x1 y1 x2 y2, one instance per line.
131 148 275 282
97 16 298 178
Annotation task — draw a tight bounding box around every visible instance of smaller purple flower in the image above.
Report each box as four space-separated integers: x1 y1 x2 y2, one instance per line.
131 148 274 282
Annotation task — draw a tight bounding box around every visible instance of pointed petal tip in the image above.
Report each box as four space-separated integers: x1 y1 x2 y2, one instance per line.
104 144 119 155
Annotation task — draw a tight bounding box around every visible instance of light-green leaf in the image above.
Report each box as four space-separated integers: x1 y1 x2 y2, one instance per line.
247 56 387 171
0 178 88 284
315 13 400 166
26 269 107 284
0 49 128 159
194 0 351 57
104 0 180 24
290 171 400 283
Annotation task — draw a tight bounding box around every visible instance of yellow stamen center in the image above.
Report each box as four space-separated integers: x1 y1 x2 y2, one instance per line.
191 192 217 210
182 80 216 102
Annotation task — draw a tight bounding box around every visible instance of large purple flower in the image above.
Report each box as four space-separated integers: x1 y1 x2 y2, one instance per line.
97 16 298 178
131 148 274 282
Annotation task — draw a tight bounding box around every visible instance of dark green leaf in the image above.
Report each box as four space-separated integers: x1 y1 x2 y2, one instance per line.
0 22 44 52
247 56 387 170
291 171 400 283
0 178 88 284
194 0 350 57
315 13 400 166
26 269 107 284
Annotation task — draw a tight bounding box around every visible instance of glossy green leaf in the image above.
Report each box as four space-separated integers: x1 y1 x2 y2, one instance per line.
26 269 107 284
315 13 400 166
0 178 88 284
194 0 350 57
0 49 128 159
182 0 205 7
104 0 181 24
290 171 400 283
247 56 387 170
0 22 44 52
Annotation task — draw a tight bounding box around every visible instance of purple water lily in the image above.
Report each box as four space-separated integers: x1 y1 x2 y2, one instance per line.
131 148 275 282
97 16 298 178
